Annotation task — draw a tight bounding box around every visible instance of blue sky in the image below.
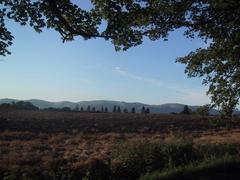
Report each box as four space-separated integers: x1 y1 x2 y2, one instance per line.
0 14 211 105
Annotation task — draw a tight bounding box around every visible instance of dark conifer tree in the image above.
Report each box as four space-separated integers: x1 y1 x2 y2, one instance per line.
123 108 128 113
145 108 150 114
113 105 117 113
181 105 191 115
87 105 91 112
117 106 121 113
131 107 135 113
80 107 84 112
105 107 108 113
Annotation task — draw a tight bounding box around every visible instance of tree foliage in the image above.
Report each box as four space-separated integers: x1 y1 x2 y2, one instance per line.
180 105 191 115
131 107 135 113
195 104 211 117
0 101 39 110
0 0 239 115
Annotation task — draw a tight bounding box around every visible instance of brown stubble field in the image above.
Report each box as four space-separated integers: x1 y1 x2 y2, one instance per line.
1 110 240 170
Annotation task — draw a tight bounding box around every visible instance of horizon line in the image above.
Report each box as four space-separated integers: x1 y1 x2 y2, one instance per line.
0 97 202 106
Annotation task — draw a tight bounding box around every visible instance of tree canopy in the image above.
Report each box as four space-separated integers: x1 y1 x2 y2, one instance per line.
0 101 39 110
180 105 191 115
0 0 239 115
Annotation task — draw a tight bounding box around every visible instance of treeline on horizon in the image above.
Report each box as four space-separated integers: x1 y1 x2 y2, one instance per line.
0 101 215 116
44 105 150 114
0 101 151 114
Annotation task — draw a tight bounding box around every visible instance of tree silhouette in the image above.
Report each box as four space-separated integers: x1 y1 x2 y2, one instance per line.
0 103 11 109
80 107 84 112
87 105 91 112
61 107 71 112
113 105 117 113
196 104 211 117
117 106 121 113
141 106 146 114
181 105 191 115
131 107 135 113
14 101 39 110
104 107 108 113
74 105 79 111
0 101 39 111
145 108 150 114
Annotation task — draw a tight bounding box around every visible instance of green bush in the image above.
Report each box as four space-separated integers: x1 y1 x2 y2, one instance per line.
111 141 165 179
161 141 196 167
111 140 240 180
81 159 111 180
47 158 111 180
0 158 111 180
140 156 240 180
47 159 74 180
2 166 43 180
111 140 197 179
195 143 239 160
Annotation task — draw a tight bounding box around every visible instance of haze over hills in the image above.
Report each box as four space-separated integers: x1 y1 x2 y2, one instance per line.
0 98 220 114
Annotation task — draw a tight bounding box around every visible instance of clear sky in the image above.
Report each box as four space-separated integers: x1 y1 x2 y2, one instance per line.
0 10 212 105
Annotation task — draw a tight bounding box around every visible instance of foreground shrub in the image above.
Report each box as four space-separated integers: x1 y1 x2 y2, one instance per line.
2 166 43 180
196 143 239 159
161 141 196 167
140 155 240 180
111 141 164 179
111 140 196 179
111 140 240 180
81 158 111 180
47 158 111 180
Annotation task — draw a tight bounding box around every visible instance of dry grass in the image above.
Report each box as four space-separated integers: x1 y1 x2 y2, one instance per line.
0 110 240 170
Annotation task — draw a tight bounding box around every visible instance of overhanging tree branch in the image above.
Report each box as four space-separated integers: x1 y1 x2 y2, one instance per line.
46 0 114 40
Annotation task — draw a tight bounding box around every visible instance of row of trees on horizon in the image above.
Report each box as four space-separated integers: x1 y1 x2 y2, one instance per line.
1 101 233 117
0 101 151 114
44 105 151 114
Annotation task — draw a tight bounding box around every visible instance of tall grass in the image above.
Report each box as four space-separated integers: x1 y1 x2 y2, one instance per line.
1 139 239 179
110 139 240 179
140 155 240 180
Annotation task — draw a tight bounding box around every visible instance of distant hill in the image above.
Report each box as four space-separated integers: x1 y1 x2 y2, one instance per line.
0 98 223 114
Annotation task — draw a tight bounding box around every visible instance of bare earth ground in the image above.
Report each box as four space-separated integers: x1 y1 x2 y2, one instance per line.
1 110 240 169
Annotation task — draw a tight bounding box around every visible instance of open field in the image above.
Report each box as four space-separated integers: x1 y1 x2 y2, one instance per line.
1 110 240 179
